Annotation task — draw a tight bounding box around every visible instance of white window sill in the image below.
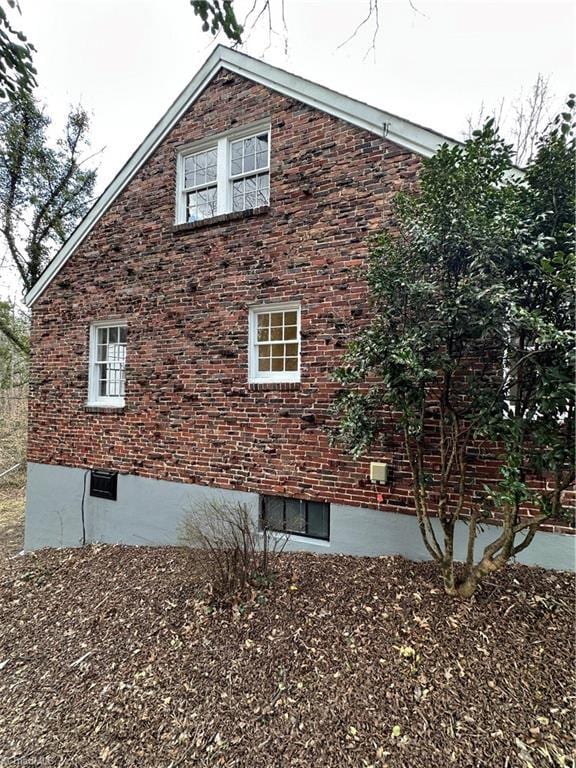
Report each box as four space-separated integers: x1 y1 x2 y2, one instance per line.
86 401 125 410
249 378 301 385
259 531 330 547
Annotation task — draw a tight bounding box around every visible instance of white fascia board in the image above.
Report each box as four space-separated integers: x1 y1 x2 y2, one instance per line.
25 45 458 307
218 48 458 156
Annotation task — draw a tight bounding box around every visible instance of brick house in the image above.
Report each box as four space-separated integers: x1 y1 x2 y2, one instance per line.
24 46 574 568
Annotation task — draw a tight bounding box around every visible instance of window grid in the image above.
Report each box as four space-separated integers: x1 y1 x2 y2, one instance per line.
182 147 218 222
230 132 270 213
251 306 300 380
177 126 271 224
89 324 127 405
261 496 330 541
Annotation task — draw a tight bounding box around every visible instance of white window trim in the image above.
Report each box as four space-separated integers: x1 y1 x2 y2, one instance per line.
175 120 271 225
87 320 127 408
248 301 301 384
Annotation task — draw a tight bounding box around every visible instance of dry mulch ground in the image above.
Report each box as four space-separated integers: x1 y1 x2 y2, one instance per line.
0 478 25 558
0 545 573 768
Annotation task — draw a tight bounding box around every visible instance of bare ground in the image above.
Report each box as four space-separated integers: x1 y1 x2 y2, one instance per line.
0 539 573 768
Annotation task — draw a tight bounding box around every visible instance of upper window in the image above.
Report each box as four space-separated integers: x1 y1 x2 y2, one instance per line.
88 322 127 407
248 302 300 384
176 126 270 224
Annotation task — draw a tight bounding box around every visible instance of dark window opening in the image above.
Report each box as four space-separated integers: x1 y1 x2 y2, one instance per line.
261 495 330 541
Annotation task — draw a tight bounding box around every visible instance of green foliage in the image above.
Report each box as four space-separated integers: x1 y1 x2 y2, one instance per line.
0 1 36 100
334 122 516 452
0 93 97 296
0 300 27 387
332 107 575 595
190 0 243 43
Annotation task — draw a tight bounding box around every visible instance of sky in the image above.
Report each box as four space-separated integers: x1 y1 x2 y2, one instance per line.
1 0 574 302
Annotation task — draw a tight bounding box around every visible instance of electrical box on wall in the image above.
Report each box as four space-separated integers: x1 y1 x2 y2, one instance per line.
90 469 118 501
370 462 388 483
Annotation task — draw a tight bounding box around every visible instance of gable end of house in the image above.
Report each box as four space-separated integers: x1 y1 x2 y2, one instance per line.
24 45 458 308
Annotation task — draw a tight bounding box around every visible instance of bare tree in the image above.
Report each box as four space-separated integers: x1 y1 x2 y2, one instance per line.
0 94 98 353
466 75 554 166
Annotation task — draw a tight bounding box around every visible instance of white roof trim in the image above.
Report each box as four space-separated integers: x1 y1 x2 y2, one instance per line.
26 45 458 307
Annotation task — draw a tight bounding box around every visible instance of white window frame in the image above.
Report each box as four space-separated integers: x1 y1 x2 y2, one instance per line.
175 121 271 225
87 320 127 408
248 302 301 384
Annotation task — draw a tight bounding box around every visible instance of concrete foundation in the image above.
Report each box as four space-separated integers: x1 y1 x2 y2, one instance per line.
24 462 575 571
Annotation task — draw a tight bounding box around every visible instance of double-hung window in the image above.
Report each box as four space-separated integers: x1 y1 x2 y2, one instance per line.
88 322 127 407
248 302 300 383
176 125 270 224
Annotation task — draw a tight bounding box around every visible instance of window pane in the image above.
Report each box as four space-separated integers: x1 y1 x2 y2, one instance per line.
271 344 284 358
256 134 268 151
285 357 298 371
187 186 217 221
244 137 255 155
231 158 242 176
284 325 297 340
270 326 282 341
307 502 329 538
257 313 269 328
258 344 271 372
97 327 107 345
271 357 284 372
285 342 298 357
257 326 269 342
256 151 267 169
270 313 283 327
285 500 305 534
244 154 255 172
245 191 256 209
119 326 127 343
263 497 284 531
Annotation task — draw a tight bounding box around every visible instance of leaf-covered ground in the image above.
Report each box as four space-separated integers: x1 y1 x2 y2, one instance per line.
0 545 573 768
0 478 24 558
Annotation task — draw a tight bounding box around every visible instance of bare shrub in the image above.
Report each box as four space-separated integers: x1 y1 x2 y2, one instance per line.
180 499 287 601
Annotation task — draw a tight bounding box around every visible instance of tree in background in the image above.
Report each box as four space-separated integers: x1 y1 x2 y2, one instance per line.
0 0 36 100
332 104 575 598
190 0 243 43
0 299 27 384
0 94 97 353
467 74 556 167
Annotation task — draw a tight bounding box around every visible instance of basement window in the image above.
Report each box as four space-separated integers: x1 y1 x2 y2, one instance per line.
176 124 270 224
261 495 330 541
248 302 300 384
88 321 127 407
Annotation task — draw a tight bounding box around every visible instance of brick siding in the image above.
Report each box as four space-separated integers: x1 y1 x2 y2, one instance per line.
27 70 574 535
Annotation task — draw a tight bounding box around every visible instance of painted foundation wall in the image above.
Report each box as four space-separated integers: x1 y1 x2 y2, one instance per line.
24 462 576 571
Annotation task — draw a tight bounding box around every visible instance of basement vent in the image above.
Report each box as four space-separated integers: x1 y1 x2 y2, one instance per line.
90 469 118 501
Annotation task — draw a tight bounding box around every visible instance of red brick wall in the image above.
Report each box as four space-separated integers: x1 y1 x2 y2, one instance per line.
27 70 573 535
